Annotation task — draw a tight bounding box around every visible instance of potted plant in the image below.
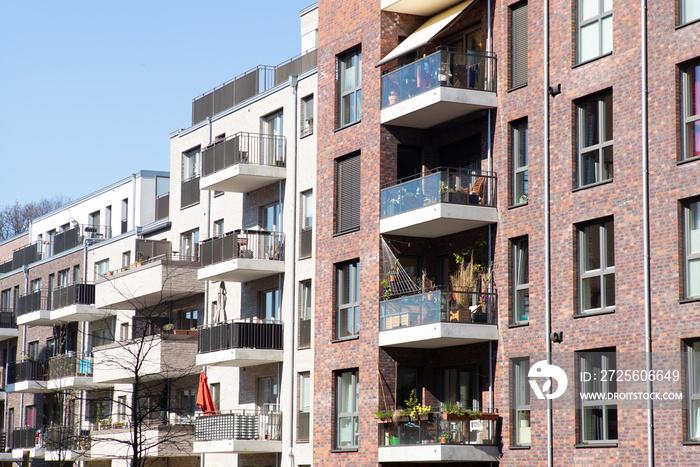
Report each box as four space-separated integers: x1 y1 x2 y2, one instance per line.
405 389 432 422
392 409 409 423
438 431 453 444
449 251 483 321
375 410 394 423
388 88 399 105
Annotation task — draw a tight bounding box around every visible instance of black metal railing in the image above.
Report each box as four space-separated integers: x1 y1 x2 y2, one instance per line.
51 283 95 310
12 427 43 449
299 227 312 259
0 311 16 328
202 132 286 177
378 411 498 447
156 193 170 221
382 48 497 109
380 289 498 331
15 290 47 317
297 411 310 442
44 426 91 452
181 176 200 208
273 48 318 86
12 242 41 270
198 318 283 354
381 168 497 218
0 260 13 274
8 360 47 384
199 229 285 267
195 409 282 442
48 353 93 380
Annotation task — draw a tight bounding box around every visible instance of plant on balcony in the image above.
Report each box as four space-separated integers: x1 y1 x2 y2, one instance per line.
442 403 498 421
450 252 483 311
375 410 394 423
405 390 431 422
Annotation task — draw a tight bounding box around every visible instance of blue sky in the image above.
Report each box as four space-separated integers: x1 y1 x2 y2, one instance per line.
0 0 314 205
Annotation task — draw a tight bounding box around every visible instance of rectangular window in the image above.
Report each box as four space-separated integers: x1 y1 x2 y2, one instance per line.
122 252 131 269
510 2 528 88
513 237 529 322
121 198 129 233
210 383 220 413
95 259 110 279
336 154 361 234
27 341 40 360
118 395 127 423
578 349 617 442
1 289 11 312
681 62 700 161
396 367 421 410
120 322 130 341
442 366 480 410
337 261 360 339
512 119 529 204
338 48 362 127
686 340 700 440
213 219 224 237
181 147 201 208
578 92 613 187
299 280 312 349
579 219 615 313
181 229 199 261
681 0 700 25
58 269 70 287
183 147 201 180
684 199 700 298
336 369 359 449
259 289 280 321
258 376 279 411
26 406 36 428
301 94 314 137
577 0 612 63
513 358 531 446
262 110 284 165
30 278 42 292
300 190 314 259
298 372 311 442
73 265 81 283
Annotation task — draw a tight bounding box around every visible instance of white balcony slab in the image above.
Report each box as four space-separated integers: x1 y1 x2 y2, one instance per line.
6 381 49 393
381 0 465 16
196 348 284 367
47 376 111 391
380 203 497 237
200 164 286 193
379 322 498 348
193 439 282 454
11 447 44 459
381 86 497 129
91 425 194 459
0 327 18 342
44 450 89 462
51 304 114 323
378 444 500 463
16 310 52 326
198 258 285 283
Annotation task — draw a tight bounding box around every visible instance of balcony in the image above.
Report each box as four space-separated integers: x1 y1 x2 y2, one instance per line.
379 289 498 348
93 334 199 384
15 290 51 326
380 169 497 237
377 411 500 463
381 0 465 16
10 427 45 458
91 419 194 459
46 354 108 390
381 49 496 128
43 426 91 462
0 311 17 342
196 319 283 367
6 360 48 393
200 132 286 193
96 247 202 311
18 283 107 327
198 230 285 282
194 410 282 453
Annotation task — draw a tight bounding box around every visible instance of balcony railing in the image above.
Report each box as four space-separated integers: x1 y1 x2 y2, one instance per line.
181 176 200 208
200 230 285 267
0 311 16 328
299 227 312 259
378 411 497 447
15 290 47 317
195 409 282 442
381 48 496 109
11 241 41 270
44 426 91 452
156 193 170 221
380 289 497 331
198 318 283 354
51 283 95 310
8 360 47 384
381 169 496 219
11 427 44 450
202 132 286 177
48 353 93 380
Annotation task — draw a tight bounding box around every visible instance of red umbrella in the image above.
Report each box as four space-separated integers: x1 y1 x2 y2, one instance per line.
196 372 218 415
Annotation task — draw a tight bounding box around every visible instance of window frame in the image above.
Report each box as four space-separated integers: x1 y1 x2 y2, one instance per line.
509 1 529 89
297 372 311 442
336 153 361 234
512 237 530 323
511 119 529 205
336 369 359 449
180 229 200 261
259 288 280 321
182 146 201 181
338 48 362 128
578 218 615 314
301 94 315 137
576 0 613 64
336 260 360 340
512 357 531 446
298 280 312 349
681 62 700 162
685 339 700 441
577 91 613 188
578 349 617 443
683 199 700 299
680 0 700 26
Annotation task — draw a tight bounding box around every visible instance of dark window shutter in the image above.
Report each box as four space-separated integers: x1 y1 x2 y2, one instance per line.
510 2 528 89
336 155 361 233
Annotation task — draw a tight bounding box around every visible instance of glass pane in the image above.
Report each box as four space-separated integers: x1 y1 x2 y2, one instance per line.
516 171 528 202
691 342 700 394
517 124 528 167
583 406 604 440
342 94 354 126
584 224 601 271
580 22 600 62
517 410 531 444
604 274 615 307
689 258 700 297
581 0 599 21
443 368 457 405
518 241 529 284
339 373 353 412
686 121 700 159
459 369 475 408
582 100 600 147
603 0 613 12
605 220 615 267
356 89 362 121
691 66 700 116
684 0 700 24
603 93 613 141
518 361 530 405
356 52 362 86
601 16 613 55
602 146 613 181
338 416 353 446
581 150 600 185
339 308 351 338
342 56 355 92
691 400 700 440
606 407 618 440
339 264 350 305
517 289 529 321
583 277 601 311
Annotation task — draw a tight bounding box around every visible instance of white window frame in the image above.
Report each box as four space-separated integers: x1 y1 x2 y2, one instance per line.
180 229 199 261
579 219 615 314
182 147 201 181
301 94 314 137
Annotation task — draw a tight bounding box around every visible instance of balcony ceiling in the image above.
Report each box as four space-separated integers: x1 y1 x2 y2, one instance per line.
196 348 284 368
198 259 285 283
379 322 498 348
381 0 468 17
200 164 286 193
380 203 498 237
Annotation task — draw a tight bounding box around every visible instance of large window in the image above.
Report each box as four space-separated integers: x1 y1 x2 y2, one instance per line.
684 199 700 299
336 154 361 234
577 92 613 187
578 349 617 442
336 369 359 449
681 62 700 161
336 261 360 339
181 229 199 261
441 366 480 410
338 48 362 127
686 340 700 440
579 219 615 314
259 289 280 321
680 0 700 25
512 237 529 322
512 358 531 446
182 147 201 180
577 0 612 63
512 119 529 204
0 289 11 312
510 2 528 89
95 260 109 279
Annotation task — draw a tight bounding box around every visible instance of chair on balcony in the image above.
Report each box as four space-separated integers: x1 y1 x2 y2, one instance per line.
467 177 488 205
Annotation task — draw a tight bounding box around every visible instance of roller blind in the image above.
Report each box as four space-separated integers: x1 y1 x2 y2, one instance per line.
510 2 528 89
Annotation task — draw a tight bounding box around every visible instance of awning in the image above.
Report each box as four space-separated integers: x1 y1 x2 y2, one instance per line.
376 0 476 67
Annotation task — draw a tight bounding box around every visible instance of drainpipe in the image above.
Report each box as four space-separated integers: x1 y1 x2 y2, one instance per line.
131 173 137 232
486 0 494 416
543 0 553 463
640 0 654 464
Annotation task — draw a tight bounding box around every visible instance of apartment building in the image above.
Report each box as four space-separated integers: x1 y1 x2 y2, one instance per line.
311 0 700 466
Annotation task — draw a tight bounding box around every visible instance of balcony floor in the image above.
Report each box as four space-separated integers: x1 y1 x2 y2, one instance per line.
379 322 498 348
380 203 497 237
378 444 500 463
0 328 18 342
11 448 43 459
44 450 89 462
5 381 49 393
196 348 284 367
381 87 497 129
47 376 112 391
198 258 285 283
200 164 286 193
52 304 114 323
16 310 52 326
193 439 282 454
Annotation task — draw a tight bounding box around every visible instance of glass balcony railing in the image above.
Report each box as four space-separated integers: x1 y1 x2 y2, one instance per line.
378 411 498 447
381 48 496 109
381 169 496 218
380 289 497 331
48 353 93 380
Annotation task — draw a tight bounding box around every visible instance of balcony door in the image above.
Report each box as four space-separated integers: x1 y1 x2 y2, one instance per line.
259 289 280 321
441 366 480 410
262 111 284 165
